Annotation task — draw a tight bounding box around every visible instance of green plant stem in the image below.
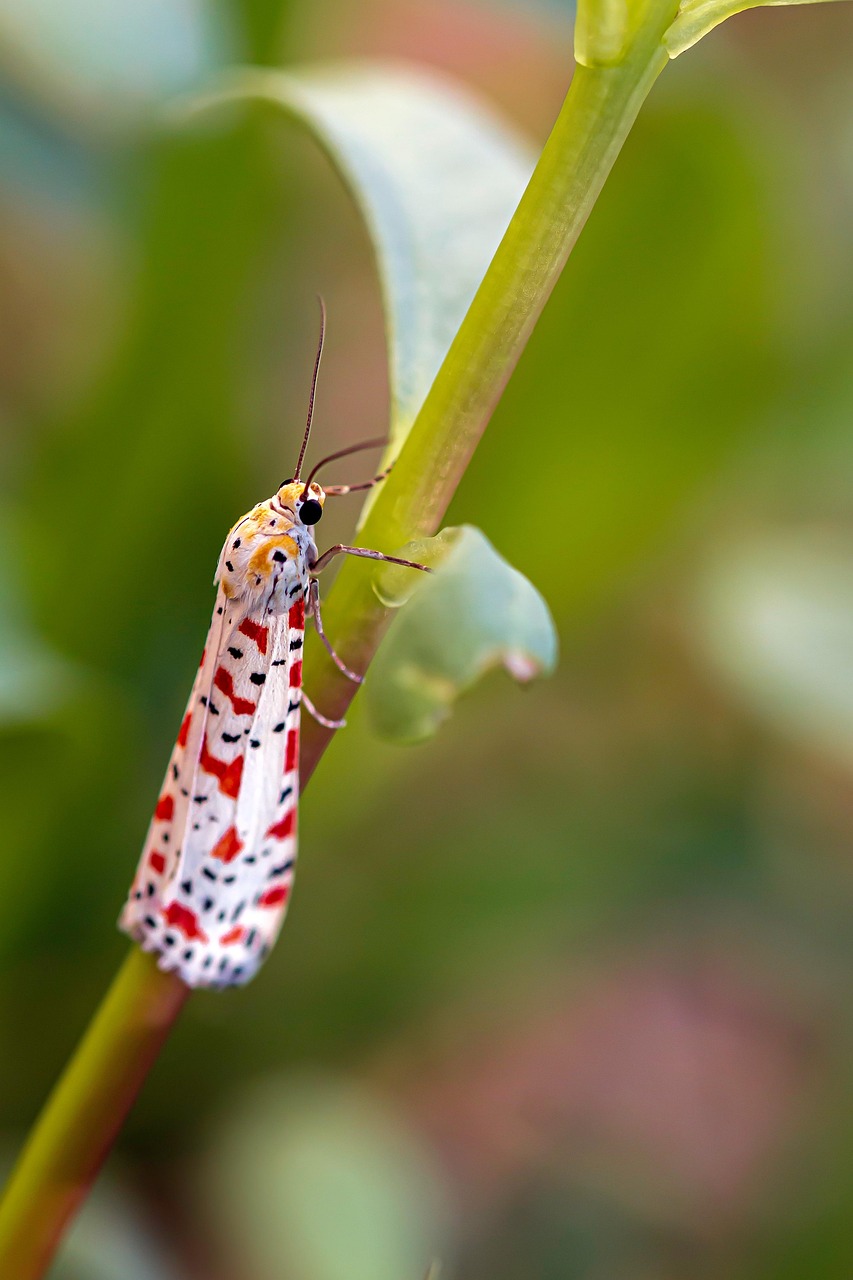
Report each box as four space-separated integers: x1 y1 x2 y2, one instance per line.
0 10 678 1275
0 948 188 1279
299 8 677 779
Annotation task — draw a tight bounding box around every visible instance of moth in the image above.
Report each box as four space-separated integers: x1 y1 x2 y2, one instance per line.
120 302 427 988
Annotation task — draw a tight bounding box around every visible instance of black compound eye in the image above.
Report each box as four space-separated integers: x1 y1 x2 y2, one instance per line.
299 498 323 525
278 478 293 488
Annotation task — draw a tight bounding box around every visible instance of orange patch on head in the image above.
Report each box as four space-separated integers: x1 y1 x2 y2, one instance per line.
277 481 325 511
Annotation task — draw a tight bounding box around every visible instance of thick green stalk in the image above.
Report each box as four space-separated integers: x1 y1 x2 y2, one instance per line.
299 7 677 779
0 7 677 1273
0 949 188 1279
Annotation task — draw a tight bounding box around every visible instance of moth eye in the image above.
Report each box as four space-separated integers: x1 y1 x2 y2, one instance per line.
278 478 293 488
299 498 323 526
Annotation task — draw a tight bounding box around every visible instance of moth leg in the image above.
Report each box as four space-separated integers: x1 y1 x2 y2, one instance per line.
301 689 346 730
308 578 363 684
323 459 394 495
310 544 432 575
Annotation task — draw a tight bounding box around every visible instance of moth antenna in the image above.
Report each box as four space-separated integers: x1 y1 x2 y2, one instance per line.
293 295 326 482
301 436 389 498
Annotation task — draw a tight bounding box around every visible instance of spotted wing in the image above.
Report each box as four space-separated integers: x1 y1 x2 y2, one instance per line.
119 593 305 989
118 591 229 959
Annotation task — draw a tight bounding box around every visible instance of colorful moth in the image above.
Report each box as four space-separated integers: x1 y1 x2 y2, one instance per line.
120 302 427 989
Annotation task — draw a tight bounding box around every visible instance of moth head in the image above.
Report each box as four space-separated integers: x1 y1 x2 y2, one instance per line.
275 479 326 526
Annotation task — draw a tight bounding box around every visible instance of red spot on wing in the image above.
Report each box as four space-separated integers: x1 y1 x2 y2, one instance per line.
284 727 299 773
258 885 289 908
199 737 244 798
210 825 244 863
220 756 243 798
266 809 295 840
163 901 208 942
154 794 174 822
177 712 192 747
289 660 302 688
220 925 246 945
214 666 257 717
148 851 166 874
239 617 269 655
199 647 206 669
288 599 305 628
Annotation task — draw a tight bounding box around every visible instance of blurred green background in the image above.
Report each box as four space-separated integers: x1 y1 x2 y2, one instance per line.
3 0 853 1277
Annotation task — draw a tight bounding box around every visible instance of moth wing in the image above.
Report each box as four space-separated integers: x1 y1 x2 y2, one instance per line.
119 590 229 946
121 591 304 989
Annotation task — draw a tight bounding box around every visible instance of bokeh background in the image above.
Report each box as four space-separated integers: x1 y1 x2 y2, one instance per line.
3 0 853 1277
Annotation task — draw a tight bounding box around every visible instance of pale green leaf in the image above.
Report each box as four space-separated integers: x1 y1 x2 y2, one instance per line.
665 0 847 58
189 63 534 452
368 526 558 743
202 1077 449 1280
694 530 853 766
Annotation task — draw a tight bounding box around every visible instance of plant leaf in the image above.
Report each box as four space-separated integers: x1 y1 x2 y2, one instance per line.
24 60 533 666
665 0 847 58
368 526 558 743
190 62 534 452
693 530 853 766
202 1076 449 1280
